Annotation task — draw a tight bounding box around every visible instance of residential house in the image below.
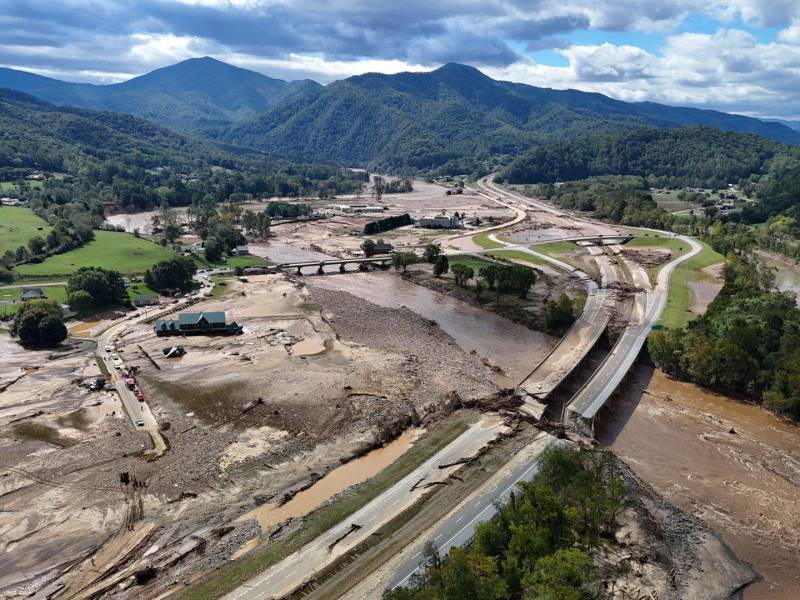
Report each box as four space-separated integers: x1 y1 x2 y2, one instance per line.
20 287 47 301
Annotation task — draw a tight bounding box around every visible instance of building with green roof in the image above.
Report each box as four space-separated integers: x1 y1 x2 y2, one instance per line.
154 311 242 336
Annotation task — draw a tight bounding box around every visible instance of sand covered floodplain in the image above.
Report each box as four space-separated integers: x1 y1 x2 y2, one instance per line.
259 179 515 257
0 273 504 598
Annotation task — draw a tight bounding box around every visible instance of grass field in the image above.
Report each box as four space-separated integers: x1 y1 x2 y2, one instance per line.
448 255 495 273
488 249 548 267
534 241 579 255
209 275 234 297
0 284 68 304
472 231 506 249
0 206 52 256
174 412 477 600
652 190 703 213
659 240 725 329
14 231 175 278
627 236 692 284
127 280 160 302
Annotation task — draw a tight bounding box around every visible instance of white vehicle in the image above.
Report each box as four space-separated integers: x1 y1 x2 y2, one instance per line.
104 345 112 352
110 352 119 360
135 419 144 427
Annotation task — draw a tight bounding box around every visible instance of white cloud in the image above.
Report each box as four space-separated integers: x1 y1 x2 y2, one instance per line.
219 53 431 82
1 1 800 117
487 27 800 118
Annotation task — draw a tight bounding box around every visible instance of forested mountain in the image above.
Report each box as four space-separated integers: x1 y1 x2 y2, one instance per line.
224 63 800 170
499 126 794 188
0 88 253 173
0 57 319 133
770 119 800 133
3 59 798 172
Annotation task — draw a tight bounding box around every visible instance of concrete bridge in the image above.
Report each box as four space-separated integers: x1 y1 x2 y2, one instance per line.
275 254 394 275
532 234 634 246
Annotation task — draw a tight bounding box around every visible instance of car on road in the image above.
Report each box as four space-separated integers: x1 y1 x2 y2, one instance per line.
104 345 113 352
110 352 119 360
135 419 144 427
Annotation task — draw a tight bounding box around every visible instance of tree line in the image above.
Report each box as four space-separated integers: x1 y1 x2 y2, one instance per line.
649 252 800 421
386 447 629 600
364 213 413 235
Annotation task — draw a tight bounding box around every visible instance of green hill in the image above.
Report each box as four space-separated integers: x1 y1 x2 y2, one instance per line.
2 59 798 173
499 126 794 188
0 57 320 133
0 88 251 173
223 63 800 171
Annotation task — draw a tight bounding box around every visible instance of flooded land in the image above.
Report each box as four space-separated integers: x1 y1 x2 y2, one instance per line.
0 270 534 598
597 366 800 599
759 250 800 303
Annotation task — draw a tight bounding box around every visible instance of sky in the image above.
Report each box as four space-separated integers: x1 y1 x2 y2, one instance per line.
1 0 800 119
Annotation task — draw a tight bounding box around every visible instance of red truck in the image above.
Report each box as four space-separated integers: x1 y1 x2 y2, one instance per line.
123 376 135 390
134 388 144 402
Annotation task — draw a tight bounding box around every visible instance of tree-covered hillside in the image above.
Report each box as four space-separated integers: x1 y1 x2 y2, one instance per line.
224 63 800 171
0 88 245 173
0 57 319 133
499 126 792 188
3 59 799 173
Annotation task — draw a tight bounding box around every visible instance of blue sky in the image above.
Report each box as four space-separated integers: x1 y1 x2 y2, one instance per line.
1 1 799 119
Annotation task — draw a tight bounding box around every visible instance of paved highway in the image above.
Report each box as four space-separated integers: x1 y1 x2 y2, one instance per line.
222 417 508 600
382 183 702 592
222 176 702 599
568 235 702 422
388 433 559 590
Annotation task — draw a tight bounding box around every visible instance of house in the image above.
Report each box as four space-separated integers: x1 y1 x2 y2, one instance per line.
154 311 242 336
373 241 394 254
232 245 250 256
417 214 464 229
133 295 160 307
20 287 47 301
716 199 736 211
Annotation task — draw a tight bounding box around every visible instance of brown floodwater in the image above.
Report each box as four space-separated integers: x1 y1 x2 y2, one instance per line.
597 366 800 599
238 428 423 530
759 251 800 304
258 242 554 385
310 272 554 384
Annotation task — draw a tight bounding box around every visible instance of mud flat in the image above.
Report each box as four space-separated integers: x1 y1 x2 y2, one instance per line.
597 366 800 599
309 271 555 385
0 271 503 598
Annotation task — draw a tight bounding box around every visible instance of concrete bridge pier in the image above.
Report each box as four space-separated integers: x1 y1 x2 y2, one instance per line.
296 266 303 276
340 263 347 273
359 263 369 272
317 263 325 275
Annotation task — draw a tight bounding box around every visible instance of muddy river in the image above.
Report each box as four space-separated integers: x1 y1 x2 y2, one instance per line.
759 251 800 303
239 428 423 531
597 366 800 599
260 242 554 385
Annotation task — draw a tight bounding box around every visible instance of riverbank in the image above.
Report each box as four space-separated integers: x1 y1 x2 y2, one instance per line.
597 366 800 599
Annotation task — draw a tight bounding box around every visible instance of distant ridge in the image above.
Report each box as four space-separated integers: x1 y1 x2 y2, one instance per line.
1 58 797 170
224 62 800 169
0 57 320 133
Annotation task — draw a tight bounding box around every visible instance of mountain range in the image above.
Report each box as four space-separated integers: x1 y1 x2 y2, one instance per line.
0 88 256 174
0 57 319 134
1 57 799 171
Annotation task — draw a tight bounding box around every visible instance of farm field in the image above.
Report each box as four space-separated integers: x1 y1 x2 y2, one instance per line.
0 206 52 255
14 231 175 278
